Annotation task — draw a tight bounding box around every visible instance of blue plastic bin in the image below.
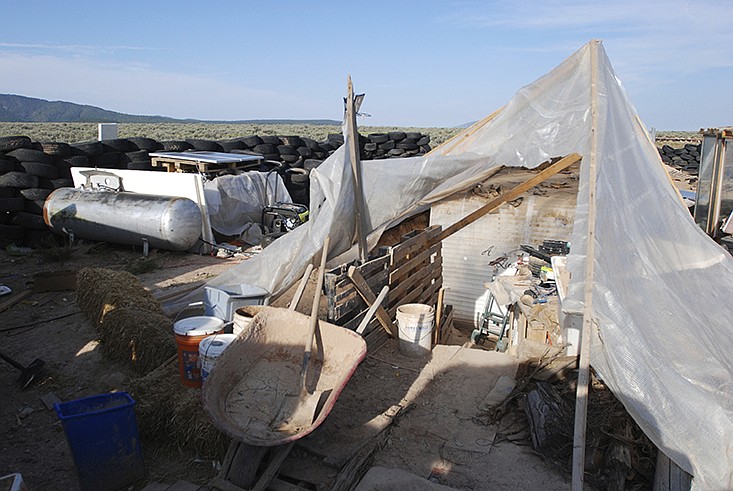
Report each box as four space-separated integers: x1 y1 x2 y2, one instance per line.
54 392 145 491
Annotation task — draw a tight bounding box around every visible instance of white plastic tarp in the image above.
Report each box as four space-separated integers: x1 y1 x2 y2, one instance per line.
199 40 731 488
205 171 291 236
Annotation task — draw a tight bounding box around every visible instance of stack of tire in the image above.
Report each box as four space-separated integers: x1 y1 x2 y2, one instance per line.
0 136 75 247
658 143 700 176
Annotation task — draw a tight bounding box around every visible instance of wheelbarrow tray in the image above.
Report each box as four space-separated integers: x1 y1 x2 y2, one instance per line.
202 306 367 446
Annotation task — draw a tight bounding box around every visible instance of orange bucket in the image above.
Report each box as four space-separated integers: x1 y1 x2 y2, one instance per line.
173 316 224 387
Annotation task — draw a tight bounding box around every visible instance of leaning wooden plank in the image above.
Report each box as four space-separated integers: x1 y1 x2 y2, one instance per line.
572 41 599 491
347 266 397 337
250 442 296 491
426 106 505 156
430 153 582 245
0 289 32 313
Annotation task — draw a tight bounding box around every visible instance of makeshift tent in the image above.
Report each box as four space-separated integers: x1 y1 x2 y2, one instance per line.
201 40 732 489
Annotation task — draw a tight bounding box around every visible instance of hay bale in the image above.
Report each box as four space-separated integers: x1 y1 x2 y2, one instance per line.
127 362 229 458
100 308 176 375
77 268 161 324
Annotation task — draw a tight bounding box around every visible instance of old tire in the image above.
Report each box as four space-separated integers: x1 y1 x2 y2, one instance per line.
20 161 59 179
0 171 38 189
13 211 48 230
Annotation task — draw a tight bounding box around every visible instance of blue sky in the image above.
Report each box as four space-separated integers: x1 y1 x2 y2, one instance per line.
0 1 730 129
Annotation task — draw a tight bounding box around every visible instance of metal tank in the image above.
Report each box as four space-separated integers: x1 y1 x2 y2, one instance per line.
44 188 203 251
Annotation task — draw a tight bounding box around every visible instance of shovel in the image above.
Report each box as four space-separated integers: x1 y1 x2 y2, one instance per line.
0 351 45 389
271 236 331 433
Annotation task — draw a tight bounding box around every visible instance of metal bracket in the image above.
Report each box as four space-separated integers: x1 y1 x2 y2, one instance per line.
142 238 149 257
79 170 124 192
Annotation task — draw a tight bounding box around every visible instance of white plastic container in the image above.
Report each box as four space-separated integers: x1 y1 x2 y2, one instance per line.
396 303 435 357
199 334 237 382
204 284 270 321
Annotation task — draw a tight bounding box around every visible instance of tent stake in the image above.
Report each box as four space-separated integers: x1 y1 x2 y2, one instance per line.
572 39 601 491
430 153 581 245
345 75 369 264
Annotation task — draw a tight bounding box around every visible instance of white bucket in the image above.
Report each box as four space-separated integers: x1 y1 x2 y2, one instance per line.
396 303 435 357
199 333 236 382
232 308 255 336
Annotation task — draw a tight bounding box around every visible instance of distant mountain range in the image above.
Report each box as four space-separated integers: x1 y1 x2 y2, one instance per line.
0 94 340 125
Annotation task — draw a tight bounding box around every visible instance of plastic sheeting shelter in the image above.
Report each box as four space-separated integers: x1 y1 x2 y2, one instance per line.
200 40 732 489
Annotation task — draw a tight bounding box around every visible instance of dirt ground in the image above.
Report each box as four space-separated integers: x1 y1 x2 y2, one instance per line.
0 240 581 490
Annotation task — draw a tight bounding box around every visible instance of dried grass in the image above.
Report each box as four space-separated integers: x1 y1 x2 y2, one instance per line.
77 268 161 324
127 361 229 458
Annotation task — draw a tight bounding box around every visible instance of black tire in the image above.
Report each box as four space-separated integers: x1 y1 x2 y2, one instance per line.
368 133 389 144
71 141 103 156
124 150 149 163
241 135 262 147
0 158 18 173
20 188 51 200
49 179 74 189
90 152 121 168
24 199 46 215
161 140 193 152
0 223 24 243
281 154 300 164
405 132 422 140
303 159 323 171
388 131 406 141
218 139 245 152
364 143 377 152
301 137 319 150
20 161 59 179
0 197 24 212
40 142 72 157
260 135 282 145
396 142 418 150
186 139 223 152
64 155 89 167
318 142 334 152
100 138 135 153
378 140 396 150
280 136 304 147
127 137 162 152
297 147 313 158
6 148 54 164
0 136 32 152
277 145 298 156
0 186 18 198
127 162 153 170
287 167 310 184
416 135 431 145
0 171 38 189
253 143 277 155
388 148 405 156
25 229 56 248
13 211 48 230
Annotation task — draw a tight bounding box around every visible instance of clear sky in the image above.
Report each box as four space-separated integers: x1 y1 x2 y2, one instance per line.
0 1 730 130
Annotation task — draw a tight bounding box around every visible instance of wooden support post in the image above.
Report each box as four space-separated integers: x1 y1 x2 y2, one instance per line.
346 76 369 264
347 266 397 337
430 153 582 245
572 39 600 491
427 106 505 156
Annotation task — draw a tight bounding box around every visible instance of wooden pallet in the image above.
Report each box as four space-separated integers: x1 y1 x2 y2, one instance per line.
150 157 261 174
323 226 443 351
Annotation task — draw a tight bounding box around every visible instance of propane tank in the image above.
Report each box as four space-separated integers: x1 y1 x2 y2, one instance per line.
44 187 203 251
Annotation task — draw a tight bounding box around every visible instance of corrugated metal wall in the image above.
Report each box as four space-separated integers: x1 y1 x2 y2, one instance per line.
430 174 578 328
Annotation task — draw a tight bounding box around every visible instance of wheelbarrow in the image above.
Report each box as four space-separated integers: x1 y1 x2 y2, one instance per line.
202 238 368 447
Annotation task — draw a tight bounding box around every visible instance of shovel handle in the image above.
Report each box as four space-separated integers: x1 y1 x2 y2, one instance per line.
301 236 330 382
0 351 25 371
289 263 314 311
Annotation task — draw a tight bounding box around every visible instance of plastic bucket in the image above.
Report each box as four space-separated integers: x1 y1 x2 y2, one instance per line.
396 303 435 357
232 307 256 336
173 316 224 387
199 333 236 383
54 392 145 491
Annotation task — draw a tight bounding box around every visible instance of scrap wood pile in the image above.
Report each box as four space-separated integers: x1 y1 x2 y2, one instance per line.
76 267 228 457
484 353 657 490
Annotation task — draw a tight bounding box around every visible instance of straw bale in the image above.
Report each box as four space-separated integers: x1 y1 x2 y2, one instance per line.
77 267 162 325
100 308 176 375
127 362 229 458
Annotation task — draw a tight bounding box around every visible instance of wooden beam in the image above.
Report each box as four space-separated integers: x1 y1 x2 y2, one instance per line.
0 289 32 314
346 76 369 263
572 39 600 491
347 266 396 337
430 153 582 245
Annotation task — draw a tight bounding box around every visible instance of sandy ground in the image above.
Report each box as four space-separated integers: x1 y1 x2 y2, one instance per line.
0 241 584 490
